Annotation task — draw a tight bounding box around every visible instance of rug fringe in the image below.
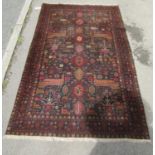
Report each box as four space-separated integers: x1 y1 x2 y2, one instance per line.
4 135 151 143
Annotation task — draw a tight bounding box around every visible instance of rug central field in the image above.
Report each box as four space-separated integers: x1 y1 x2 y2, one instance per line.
6 4 149 139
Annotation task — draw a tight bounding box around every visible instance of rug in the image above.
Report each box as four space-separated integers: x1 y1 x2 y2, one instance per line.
6 4 149 139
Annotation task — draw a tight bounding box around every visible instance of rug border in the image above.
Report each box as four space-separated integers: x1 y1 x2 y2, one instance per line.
41 3 120 9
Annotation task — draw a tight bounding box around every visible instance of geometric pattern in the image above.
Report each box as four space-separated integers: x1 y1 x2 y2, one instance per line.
6 4 149 139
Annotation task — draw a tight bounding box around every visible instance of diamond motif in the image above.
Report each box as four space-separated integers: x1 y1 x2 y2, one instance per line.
74 68 84 80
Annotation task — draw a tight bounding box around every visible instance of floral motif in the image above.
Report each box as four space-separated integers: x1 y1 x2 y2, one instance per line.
76 19 84 25
73 84 84 97
76 36 83 42
75 45 84 53
72 55 85 67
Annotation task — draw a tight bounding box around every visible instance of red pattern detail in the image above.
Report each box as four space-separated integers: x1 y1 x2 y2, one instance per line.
73 101 85 115
72 55 85 67
73 84 84 97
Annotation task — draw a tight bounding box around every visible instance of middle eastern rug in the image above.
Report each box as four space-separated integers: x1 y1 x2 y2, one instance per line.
6 4 149 139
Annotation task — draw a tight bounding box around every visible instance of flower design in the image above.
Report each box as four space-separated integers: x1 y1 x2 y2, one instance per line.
75 45 84 53
76 19 84 25
76 36 83 42
73 84 84 97
77 12 83 17
72 55 85 67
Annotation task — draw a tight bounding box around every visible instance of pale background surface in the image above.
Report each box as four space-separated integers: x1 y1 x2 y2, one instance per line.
2 0 25 55
3 0 153 155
